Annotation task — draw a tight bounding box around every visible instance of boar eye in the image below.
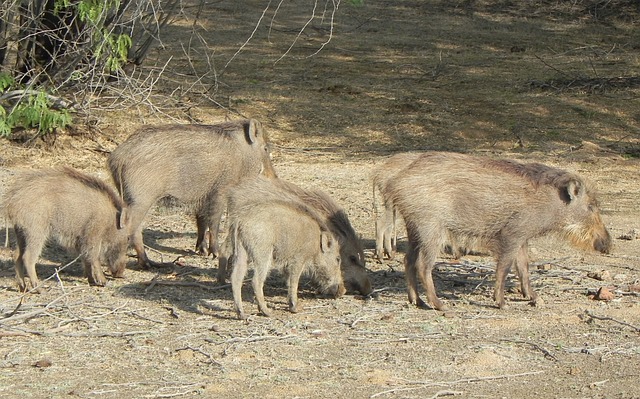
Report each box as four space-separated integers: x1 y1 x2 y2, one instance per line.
349 255 358 264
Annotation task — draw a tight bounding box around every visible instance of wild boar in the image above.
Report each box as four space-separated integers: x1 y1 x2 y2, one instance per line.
217 176 371 295
225 185 346 320
383 151 611 310
107 119 277 268
2 167 130 292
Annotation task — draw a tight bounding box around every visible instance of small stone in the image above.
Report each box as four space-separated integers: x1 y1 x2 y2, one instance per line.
587 270 611 281
617 229 639 240
537 263 552 271
34 359 52 368
593 287 615 301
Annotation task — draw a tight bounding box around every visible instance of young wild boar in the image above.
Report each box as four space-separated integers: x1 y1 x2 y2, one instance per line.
2 167 130 292
383 151 611 310
108 119 277 268
371 153 420 260
217 176 371 295
225 184 346 320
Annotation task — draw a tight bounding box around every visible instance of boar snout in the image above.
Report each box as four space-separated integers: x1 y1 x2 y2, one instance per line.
333 283 347 298
594 230 612 254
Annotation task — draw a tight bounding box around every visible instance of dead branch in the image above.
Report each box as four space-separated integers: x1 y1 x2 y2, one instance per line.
175 345 223 368
585 310 640 333
140 279 231 291
223 334 297 344
0 293 69 325
501 339 558 361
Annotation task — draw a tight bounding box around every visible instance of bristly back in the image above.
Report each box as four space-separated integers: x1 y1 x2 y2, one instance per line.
487 158 585 190
59 167 126 210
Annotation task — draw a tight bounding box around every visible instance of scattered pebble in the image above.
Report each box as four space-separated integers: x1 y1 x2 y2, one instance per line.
617 229 639 240
587 270 611 281
34 359 52 368
593 287 615 301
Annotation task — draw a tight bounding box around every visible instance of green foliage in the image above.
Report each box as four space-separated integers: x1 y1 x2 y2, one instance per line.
0 89 72 138
54 0 132 73
0 73 13 91
97 33 133 72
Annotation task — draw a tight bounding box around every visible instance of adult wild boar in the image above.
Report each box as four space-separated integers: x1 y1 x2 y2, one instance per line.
383 151 611 310
225 193 346 320
108 119 277 268
217 176 371 295
3 167 130 292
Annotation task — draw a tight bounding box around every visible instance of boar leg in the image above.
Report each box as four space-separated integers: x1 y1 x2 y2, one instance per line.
390 206 399 256
216 230 235 284
286 267 303 314
415 247 444 311
230 243 249 320
493 244 521 309
126 200 157 269
513 244 538 304
196 194 226 258
83 259 107 286
195 215 211 256
375 203 396 260
404 243 429 308
252 255 273 317
15 227 44 293
374 215 385 260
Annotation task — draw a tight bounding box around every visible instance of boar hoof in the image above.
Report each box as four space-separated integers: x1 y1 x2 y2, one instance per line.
289 303 303 314
529 296 543 307
414 297 428 309
260 308 273 317
88 277 107 287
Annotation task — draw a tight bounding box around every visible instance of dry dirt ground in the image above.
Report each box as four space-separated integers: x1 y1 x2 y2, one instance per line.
1 1 640 398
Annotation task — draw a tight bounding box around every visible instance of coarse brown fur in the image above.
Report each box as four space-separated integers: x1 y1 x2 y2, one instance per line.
383 151 611 310
108 119 277 269
2 167 130 292
223 185 346 320
218 176 371 295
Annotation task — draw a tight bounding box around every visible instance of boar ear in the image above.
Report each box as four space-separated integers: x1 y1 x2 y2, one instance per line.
320 231 333 253
117 208 130 230
244 119 260 144
560 179 582 204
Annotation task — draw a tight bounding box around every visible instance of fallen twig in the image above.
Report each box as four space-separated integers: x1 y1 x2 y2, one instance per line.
370 371 544 398
0 293 70 324
585 310 640 333
175 345 223 368
140 279 231 291
223 334 297 344
501 339 558 361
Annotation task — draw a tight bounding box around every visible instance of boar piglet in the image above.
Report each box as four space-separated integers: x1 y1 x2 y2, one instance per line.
2 167 130 292
225 186 345 319
218 176 371 295
108 119 277 269
384 151 611 310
